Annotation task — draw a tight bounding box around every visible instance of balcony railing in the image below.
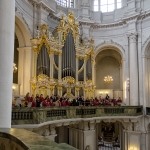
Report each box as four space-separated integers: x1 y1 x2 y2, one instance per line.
146 107 150 115
11 106 143 125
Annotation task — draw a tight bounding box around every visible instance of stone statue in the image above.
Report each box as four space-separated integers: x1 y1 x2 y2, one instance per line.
60 15 65 27
85 145 91 150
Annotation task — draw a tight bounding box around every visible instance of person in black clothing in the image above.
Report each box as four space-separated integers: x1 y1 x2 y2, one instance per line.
36 97 41 107
79 95 84 105
85 97 90 106
50 94 56 102
106 94 109 100
72 97 79 106
60 95 65 102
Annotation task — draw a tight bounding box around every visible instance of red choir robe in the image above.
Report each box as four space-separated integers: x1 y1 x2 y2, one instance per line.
32 101 36 107
50 101 55 106
40 97 44 102
61 101 66 106
27 97 31 103
42 101 48 107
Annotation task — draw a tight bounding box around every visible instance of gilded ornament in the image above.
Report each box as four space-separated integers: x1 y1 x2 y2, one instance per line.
32 83 36 90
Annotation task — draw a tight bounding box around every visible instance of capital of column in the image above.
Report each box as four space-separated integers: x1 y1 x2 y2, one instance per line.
76 55 84 60
84 55 88 61
58 51 62 56
127 32 138 43
17 47 32 52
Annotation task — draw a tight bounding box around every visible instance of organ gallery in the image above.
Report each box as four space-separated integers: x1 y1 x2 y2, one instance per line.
30 12 95 98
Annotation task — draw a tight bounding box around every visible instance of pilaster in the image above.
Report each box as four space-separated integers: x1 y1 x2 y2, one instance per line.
127 32 139 106
18 47 32 95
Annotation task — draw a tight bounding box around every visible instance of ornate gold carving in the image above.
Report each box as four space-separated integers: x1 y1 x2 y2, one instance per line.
50 85 54 91
32 83 36 90
75 87 80 92
83 87 88 92
62 76 75 84
57 86 62 91
36 74 50 88
76 55 84 60
57 12 79 45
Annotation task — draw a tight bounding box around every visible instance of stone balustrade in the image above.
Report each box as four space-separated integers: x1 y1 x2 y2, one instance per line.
146 107 150 115
11 106 143 125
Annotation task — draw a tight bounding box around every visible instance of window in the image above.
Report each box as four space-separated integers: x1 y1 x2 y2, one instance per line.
101 0 115 12
55 0 74 8
94 0 122 12
117 0 122 9
94 0 99 11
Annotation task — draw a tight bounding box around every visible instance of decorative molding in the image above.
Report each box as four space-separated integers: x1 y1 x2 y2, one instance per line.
95 40 125 59
28 0 53 13
26 0 150 29
142 35 150 56
95 40 125 52
127 32 138 42
15 10 32 37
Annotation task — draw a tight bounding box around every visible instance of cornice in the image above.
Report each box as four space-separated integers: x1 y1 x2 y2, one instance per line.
27 0 150 29
28 0 53 13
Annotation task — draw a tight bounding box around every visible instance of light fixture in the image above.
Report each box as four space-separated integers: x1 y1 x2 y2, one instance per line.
12 86 15 91
104 75 113 83
13 63 17 73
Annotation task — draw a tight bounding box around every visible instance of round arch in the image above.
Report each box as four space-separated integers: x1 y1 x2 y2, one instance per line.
15 15 31 47
94 41 125 102
142 35 150 56
95 40 125 60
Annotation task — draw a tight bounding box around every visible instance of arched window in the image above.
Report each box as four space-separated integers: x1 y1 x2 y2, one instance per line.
55 0 74 8
94 0 122 12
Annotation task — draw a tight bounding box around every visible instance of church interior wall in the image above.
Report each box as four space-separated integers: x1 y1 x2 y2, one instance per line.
7 0 150 149
96 56 120 90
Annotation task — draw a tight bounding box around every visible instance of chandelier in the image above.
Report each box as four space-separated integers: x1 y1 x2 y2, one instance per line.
104 75 113 83
13 63 17 73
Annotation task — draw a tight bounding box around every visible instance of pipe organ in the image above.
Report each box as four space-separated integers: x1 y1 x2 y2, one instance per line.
30 12 95 98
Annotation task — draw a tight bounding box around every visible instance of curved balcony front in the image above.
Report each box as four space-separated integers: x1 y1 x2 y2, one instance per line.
12 106 143 127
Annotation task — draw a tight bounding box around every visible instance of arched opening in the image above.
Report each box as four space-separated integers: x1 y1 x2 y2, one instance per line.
13 34 19 84
12 15 32 98
95 49 123 101
96 120 124 150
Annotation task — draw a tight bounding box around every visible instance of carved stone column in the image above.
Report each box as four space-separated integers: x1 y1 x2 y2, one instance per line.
0 0 15 128
128 33 139 106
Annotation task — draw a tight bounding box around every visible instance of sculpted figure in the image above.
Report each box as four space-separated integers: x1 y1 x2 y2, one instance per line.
85 145 91 150
60 15 65 27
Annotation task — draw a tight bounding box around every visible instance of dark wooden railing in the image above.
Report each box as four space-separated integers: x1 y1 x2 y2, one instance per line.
11 106 143 125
